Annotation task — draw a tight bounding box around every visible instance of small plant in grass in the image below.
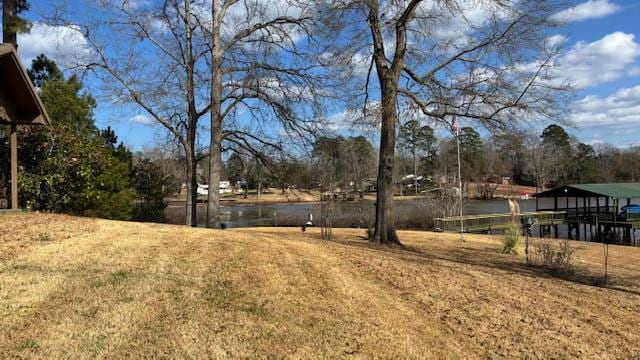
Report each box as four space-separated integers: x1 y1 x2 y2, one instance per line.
15 339 38 352
502 222 520 254
502 199 521 254
36 233 51 242
532 240 573 273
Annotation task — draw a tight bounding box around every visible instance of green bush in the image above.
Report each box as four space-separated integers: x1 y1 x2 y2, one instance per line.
131 158 180 223
502 222 520 254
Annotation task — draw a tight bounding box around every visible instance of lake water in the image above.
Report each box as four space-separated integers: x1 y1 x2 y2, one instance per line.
166 198 558 228
164 197 640 245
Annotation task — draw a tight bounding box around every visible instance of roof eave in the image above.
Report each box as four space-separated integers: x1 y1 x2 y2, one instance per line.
0 44 51 126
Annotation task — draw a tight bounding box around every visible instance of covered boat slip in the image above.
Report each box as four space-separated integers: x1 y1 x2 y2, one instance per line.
534 183 640 245
433 183 640 247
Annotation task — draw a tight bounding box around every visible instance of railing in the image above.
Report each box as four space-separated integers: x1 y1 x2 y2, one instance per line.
536 206 616 218
433 211 566 233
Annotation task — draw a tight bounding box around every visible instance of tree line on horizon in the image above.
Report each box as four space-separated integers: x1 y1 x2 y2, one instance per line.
214 124 640 198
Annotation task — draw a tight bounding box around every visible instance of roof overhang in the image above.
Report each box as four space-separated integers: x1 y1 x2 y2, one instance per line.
535 183 640 199
0 44 51 126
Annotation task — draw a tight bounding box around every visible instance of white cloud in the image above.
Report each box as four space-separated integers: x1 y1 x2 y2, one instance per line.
554 32 640 89
569 85 640 127
130 114 154 125
17 23 91 67
551 0 621 23
546 34 568 48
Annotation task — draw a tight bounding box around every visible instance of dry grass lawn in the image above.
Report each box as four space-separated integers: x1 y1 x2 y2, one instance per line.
1 212 639 358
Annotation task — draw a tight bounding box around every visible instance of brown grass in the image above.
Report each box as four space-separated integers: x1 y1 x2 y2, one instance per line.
1 212 639 358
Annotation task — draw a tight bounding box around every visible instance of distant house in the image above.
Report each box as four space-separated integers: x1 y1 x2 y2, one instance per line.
362 178 377 192
197 181 233 198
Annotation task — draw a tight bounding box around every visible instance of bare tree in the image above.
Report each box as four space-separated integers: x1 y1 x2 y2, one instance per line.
48 0 327 227
322 0 568 244
203 0 325 228
524 132 547 192
47 0 216 226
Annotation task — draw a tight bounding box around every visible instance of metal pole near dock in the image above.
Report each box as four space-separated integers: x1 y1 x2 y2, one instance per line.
454 118 464 242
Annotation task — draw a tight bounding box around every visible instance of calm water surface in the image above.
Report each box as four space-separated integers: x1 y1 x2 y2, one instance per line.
167 198 566 228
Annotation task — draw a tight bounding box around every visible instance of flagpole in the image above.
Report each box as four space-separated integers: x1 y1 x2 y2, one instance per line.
454 117 464 242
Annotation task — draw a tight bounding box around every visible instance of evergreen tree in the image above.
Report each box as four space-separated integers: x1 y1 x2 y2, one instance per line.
455 127 486 184
131 158 179 223
541 124 572 184
27 54 62 87
398 120 437 192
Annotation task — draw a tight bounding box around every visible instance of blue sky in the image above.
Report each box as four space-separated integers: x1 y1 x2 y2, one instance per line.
13 0 640 150
555 0 640 147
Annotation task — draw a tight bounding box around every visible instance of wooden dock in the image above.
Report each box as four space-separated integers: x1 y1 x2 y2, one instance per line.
433 211 566 233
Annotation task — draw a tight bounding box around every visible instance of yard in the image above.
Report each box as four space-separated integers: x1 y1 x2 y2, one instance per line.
1 212 639 358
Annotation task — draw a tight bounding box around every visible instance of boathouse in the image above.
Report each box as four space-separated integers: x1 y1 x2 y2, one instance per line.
534 183 640 245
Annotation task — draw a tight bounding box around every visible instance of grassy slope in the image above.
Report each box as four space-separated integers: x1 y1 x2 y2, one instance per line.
1 213 639 358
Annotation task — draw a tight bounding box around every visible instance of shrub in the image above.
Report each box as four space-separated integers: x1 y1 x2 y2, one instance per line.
131 158 180 223
532 240 573 273
502 222 520 254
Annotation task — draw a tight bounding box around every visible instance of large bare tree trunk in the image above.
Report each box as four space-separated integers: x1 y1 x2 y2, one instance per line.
369 0 417 245
184 147 198 227
374 83 400 244
206 0 222 229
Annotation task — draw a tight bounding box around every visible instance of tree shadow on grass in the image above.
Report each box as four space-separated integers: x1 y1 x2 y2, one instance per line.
327 234 640 296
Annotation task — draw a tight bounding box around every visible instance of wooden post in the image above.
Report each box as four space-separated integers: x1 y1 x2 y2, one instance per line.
10 124 18 210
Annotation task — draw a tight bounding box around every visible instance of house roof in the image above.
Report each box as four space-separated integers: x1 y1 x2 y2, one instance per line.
535 183 640 199
0 44 51 126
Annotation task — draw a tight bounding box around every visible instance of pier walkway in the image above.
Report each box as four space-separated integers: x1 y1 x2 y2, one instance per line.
433 211 565 233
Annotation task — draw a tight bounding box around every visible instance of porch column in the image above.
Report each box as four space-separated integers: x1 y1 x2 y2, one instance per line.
10 123 18 209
